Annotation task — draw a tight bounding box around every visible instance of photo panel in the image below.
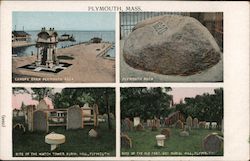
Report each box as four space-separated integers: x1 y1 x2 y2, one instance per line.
12 87 116 157
120 87 223 156
12 12 116 83
120 12 223 83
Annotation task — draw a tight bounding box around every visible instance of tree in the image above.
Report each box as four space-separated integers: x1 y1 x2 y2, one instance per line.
174 88 223 128
121 87 173 120
31 88 54 101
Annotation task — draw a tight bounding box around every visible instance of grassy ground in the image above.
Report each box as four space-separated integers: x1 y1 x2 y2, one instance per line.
13 121 115 157
121 127 223 156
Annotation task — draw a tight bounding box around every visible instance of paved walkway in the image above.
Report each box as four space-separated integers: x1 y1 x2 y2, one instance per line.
13 43 115 83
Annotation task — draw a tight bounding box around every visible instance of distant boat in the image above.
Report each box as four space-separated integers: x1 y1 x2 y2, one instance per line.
59 33 75 42
89 37 102 43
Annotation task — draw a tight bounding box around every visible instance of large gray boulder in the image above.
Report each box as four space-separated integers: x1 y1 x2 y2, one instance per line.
123 15 221 76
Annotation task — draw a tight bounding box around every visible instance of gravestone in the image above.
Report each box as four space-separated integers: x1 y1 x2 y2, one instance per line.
184 125 191 132
147 119 152 127
89 129 98 137
186 116 193 128
33 110 48 132
121 134 132 148
133 117 140 127
67 105 82 130
155 119 161 128
161 128 171 138
123 15 221 76
124 118 132 131
211 122 217 129
37 99 49 110
103 113 108 121
109 113 115 120
135 123 144 131
193 118 199 128
203 133 223 153
205 122 210 129
176 120 184 129
199 121 206 128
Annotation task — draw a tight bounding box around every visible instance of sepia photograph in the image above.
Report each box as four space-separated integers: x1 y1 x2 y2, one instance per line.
12 87 116 157
120 12 223 82
12 12 115 83
121 87 223 156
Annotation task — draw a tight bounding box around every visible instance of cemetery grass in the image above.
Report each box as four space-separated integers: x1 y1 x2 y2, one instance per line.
13 121 116 157
121 127 223 156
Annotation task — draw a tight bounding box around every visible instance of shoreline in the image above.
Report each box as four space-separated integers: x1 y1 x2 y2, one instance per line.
12 42 36 48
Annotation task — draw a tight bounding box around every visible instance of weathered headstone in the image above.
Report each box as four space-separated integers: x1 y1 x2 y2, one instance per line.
124 118 132 131
180 130 189 137
161 128 171 138
103 113 108 120
135 123 144 131
211 122 217 129
89 129 98 137
155 119 161 129
109 113 115 120
123 15 221 76
67 105 82 130
199 121 206 129
121 134 132 148
203 133 223 153
176 120 184 129
133 117 140 127
193 118 199 128
147 119 152 127
205 122 210 129
37 99 49 110
184 125 191 132
186 116 193 128
33 110 48 132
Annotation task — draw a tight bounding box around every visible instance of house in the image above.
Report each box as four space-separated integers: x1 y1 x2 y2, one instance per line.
12 30 31 42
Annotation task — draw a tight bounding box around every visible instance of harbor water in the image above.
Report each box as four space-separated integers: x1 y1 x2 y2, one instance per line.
12 30 115 58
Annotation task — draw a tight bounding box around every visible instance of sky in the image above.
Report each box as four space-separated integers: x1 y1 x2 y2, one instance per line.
13 12 115 31
169 87 216 104
12 87 217 109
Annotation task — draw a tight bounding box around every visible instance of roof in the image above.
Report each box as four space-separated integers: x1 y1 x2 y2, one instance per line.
12 31 30 37
37 27 58 38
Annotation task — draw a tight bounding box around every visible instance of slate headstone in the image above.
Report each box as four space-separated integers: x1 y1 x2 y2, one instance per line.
33 110 48 132
186 116 193 128
203 133 223 153
135 123 144 131
193 118 199 128
67 105 82 130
